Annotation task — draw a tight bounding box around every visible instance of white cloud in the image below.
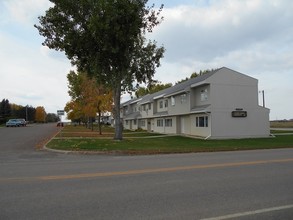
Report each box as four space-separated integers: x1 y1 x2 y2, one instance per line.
148 0 293 119
153 0 293 64
1 0 292 119
3 0 52 25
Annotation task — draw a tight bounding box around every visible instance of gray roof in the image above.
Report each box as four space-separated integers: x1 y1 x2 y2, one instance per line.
124 111 141 120
137 67 221 105
121 67 225 107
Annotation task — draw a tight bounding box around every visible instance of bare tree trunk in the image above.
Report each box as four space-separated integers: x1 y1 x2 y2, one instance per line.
98 111 102 135
91 117 94 131
113 85 122 140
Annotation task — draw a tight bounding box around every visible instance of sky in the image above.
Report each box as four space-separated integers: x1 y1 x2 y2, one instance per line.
0 0 292 120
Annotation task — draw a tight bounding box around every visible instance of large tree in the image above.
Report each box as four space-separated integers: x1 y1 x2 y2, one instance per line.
35 0 165 140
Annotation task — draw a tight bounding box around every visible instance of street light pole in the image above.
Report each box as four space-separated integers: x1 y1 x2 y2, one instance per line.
26 105 28 122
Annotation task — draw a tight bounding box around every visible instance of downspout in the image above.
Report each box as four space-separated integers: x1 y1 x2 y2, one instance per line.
204 111 212 140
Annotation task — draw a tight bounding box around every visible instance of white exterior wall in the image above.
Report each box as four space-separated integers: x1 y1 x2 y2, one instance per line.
208 68 270 139
124 120 131 130
210 107 270 139
153 117 177 134
179 115 191 135
190 85 211 108
168 93 191 115
140 103 153 118
156 98 168 112
132 119 138 130
190 114 211 137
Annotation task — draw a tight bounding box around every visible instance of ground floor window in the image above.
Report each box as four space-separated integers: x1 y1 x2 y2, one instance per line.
133 119 137 125
196 116 208 127
157 119 164 127
165 118 172 127
139 119 145 127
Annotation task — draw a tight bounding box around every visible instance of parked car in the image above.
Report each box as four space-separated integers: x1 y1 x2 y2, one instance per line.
17 118 27 126
6 119 21 127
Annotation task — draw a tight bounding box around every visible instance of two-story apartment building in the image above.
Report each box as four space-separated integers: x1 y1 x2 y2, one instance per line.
121 67 270 139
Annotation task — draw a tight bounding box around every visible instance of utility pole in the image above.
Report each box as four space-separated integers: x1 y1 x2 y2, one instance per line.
26 105 28 122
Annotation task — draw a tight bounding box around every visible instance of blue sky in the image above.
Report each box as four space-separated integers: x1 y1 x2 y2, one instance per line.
1 0 292 120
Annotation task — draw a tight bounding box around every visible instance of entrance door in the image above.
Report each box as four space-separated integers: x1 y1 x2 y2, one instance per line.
181 117 185 134
147 119 151 132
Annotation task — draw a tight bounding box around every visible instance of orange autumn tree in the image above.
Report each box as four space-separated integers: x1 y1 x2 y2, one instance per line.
65 70 113 134
80 73 113 133
64 100 84 124
35 106 46 123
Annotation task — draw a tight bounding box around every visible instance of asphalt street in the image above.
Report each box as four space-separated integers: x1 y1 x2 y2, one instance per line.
0 124 293 219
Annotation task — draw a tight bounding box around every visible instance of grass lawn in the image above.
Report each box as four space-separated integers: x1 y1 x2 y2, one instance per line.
271 130 293 134
47 133 293 155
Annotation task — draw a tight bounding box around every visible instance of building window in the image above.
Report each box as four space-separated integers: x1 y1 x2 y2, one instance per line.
125 120 128 126
201 89 208 101
159 101 163 109
165 119 172 127
196 116 208 127
181 94 187 103
143 105 146 111
148 103 151 110
140 120 145 127
133 120 137 125
164 100 168 108
157 119 164 127
171 96 175 106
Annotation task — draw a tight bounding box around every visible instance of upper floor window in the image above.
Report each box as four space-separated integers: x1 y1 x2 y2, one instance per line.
164 100 168 108
181 94 187 103
171 96 175 106
159 101 163 109
148 103 151 110
200 89 208 101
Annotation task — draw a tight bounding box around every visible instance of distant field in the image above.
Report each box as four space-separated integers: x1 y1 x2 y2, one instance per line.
270 121 293 128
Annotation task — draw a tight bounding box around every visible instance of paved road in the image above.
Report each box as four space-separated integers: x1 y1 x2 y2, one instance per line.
0 124 293 219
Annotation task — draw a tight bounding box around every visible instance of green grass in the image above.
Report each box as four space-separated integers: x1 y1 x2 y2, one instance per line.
271 130 293 134
47 135 293 155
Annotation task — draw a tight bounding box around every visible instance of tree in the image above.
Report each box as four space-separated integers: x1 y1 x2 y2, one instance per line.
135 82 172 98
65 70 113 133
35 106 46 123
175 69 218 85
46 113 60 122
35 0 165 140
0 99 11 117
80 73 113 134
